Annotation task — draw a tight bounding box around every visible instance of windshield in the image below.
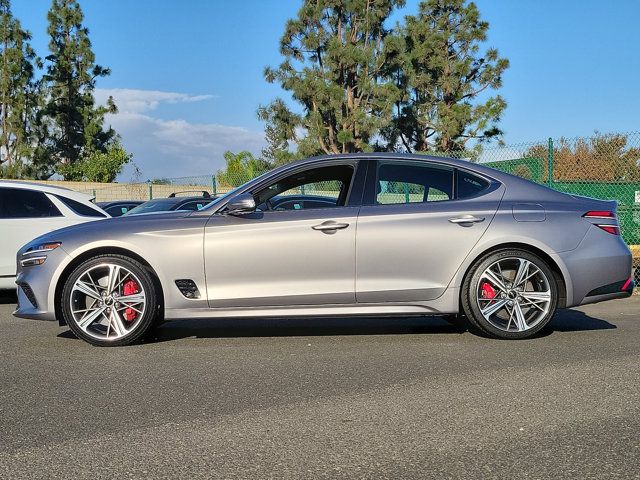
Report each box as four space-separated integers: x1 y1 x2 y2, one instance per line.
125 199 177 215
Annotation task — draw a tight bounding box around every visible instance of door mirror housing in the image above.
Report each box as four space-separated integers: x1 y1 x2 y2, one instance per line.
226 193 256 215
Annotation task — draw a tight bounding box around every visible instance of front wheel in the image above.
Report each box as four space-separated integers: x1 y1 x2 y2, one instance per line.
461 249 559 339
61 254 161 346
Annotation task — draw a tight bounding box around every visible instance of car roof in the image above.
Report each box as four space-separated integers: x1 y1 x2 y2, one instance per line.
0 180 95 203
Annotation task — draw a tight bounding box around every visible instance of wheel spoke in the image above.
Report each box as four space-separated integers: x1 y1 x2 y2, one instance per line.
513 259 531 289
118 292 145 305
481 269 508 293
480 298 509 317
73 280 102 301
505 305 514 331
520 290 551 302
78 306 107 331
520 297 545 312
118 304 143 315
106 265 121 295
108 308 128 337
512 302 527 331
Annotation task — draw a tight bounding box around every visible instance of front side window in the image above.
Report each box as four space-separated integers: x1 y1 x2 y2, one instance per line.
254 164 354 211
376 162 454 205
0 188 62 218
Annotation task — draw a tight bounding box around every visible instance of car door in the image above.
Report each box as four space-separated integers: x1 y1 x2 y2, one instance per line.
0 187 72 280
356 160 504 303
203 161 364 308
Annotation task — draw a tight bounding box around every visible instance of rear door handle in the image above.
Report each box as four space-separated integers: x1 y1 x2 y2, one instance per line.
312 221 350 232
448 215 485 224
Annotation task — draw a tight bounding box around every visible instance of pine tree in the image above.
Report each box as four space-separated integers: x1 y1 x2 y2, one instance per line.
388 0 509 153
0 0 40 177
259 0 404 157
44 0 117 177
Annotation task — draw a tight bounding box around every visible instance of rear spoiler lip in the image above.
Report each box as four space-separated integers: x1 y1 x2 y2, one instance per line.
569 193 618 207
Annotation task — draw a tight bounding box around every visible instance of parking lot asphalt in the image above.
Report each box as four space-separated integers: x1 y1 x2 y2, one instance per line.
0 292 639 479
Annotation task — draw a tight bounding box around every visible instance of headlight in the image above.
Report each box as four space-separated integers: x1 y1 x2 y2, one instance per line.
20 242 62 267
23 242 62 255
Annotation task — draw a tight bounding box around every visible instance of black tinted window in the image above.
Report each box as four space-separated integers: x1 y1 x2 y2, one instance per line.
0 188 62 218
104 205 133 217
55 195 106 217
376 162 453 204
456 170 490 199
179 201 209 211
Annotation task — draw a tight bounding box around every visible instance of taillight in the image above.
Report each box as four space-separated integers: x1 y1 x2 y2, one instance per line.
583 210 616 219
596 225 620 235
583 211 619 235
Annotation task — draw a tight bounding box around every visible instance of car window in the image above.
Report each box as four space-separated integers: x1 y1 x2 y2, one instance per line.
376 162 453 205
304 198 337 209
105 205 134 217
254 165 354 211
54 195 107 217
0 187 62 218
126 199 177 215
456 170 490 199
179 201 208 211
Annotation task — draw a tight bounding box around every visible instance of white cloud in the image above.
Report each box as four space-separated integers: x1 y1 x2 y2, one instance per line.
95 88 264 180
95 88 215 114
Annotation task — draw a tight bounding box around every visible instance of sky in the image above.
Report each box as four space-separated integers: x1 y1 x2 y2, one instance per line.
11 0 640 180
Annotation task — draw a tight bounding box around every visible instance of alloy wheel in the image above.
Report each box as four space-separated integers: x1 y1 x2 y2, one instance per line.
69 263 147 341
476 257 552 333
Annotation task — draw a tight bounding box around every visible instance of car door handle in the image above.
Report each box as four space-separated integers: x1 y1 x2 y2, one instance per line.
312 221 350 232
448 215 485 224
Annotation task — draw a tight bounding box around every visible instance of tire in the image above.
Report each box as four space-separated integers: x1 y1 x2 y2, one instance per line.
61 254 162 347
461 249 558 340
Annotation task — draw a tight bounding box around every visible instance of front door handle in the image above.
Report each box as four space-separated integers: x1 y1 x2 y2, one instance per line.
448 215 485 225
312 221 350 232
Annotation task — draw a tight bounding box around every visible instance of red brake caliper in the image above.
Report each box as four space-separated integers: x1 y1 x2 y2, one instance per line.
481 282 497 299
122 280 139 322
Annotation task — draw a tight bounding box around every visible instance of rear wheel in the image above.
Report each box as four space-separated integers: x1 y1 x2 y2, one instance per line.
61 255 160 346
461 249 558 339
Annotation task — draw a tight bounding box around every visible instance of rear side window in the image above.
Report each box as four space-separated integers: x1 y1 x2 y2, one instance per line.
376 162 453 205
456 170 490 199
55 195 107 217
0 187 62 218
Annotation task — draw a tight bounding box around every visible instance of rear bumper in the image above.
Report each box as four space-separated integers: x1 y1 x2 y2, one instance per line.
579 278 635 306
557 226 633 307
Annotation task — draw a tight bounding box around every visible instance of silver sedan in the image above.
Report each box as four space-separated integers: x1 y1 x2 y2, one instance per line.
14 154 634 346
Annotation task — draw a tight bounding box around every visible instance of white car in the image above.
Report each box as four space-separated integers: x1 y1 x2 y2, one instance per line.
0 181 109 289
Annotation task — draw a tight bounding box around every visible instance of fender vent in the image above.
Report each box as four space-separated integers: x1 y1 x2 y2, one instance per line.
175 279 200 299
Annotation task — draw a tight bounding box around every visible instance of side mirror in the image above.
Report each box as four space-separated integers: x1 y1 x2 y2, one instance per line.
226 193 256 215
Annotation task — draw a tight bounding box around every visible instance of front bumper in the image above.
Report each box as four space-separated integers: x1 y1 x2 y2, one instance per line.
13 246 70 322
